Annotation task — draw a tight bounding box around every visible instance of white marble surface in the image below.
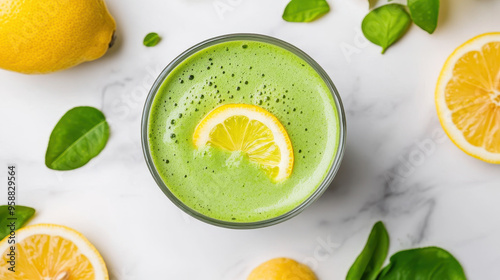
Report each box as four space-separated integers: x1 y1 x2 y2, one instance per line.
1 0 500 279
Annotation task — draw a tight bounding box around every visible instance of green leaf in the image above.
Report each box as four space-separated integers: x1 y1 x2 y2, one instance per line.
45 106 110 170
143 32 161 47
408 0 439 34
282 0 330 23
361 4 412 54
377 247 467 280
346 221 389 280
0 205 35 241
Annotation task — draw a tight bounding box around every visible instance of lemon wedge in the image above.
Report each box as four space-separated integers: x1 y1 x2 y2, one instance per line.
193 104 294 181
436 32 500 163
0 224 108 279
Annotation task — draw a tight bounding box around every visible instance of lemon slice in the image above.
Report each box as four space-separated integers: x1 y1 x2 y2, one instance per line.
0 224 108 280
193 104 294 181
247 258 317 280
436 32 500 163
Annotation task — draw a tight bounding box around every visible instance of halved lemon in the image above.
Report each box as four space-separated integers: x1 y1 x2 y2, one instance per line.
247 258 317 280
193 104 294 181
0 224 108 280
436 32 500 163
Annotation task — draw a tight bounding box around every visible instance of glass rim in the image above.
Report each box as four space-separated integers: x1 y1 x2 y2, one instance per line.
141 33 346 229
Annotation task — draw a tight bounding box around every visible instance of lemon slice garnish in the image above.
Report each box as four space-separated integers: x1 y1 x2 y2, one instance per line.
436 32 500 163
0 224 108 279
193 104 294 181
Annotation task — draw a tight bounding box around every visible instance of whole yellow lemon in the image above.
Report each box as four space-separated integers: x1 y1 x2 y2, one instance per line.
248 258 318 280
0 0 116 74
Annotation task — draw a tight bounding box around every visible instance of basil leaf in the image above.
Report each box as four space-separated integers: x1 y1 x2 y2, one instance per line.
378 247 466 280
361 4 412 54
143 32 161 47
45 106 110 170
408 0 439 34
0 205 35 241
282 0 330 23
346 221 389 280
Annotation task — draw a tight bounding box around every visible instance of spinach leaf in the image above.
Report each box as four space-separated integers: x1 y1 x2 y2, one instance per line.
0 205 35 241
408 0 439 34
377 247 467 280
346 221 389 280
143 32 161 47
361 4 412 53
45 106 110 170
283 0 330 22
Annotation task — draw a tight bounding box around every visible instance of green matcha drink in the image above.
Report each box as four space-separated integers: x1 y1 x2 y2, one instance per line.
146 36 343 224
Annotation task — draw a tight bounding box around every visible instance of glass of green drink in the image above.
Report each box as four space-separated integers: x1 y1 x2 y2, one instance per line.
141 34 346 229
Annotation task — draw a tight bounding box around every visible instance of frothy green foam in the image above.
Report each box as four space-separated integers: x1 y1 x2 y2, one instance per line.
148 40 340 223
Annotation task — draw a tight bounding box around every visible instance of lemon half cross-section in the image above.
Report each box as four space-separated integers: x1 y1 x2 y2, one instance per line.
193 104 294 181
0 224 108 280
436 32 500 163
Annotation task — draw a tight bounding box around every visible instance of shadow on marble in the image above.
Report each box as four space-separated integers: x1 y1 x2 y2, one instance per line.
437 0 451 31
320 143 374 200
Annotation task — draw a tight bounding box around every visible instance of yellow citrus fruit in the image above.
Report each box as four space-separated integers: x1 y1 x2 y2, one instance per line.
193 104 294 181
0 0 116 74
436 32 500 163
247 258 317 280
0 224 108 279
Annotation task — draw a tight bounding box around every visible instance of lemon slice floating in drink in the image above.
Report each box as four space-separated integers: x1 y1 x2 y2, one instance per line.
0 224 108 280
193 104 294 181
436 32 500 163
